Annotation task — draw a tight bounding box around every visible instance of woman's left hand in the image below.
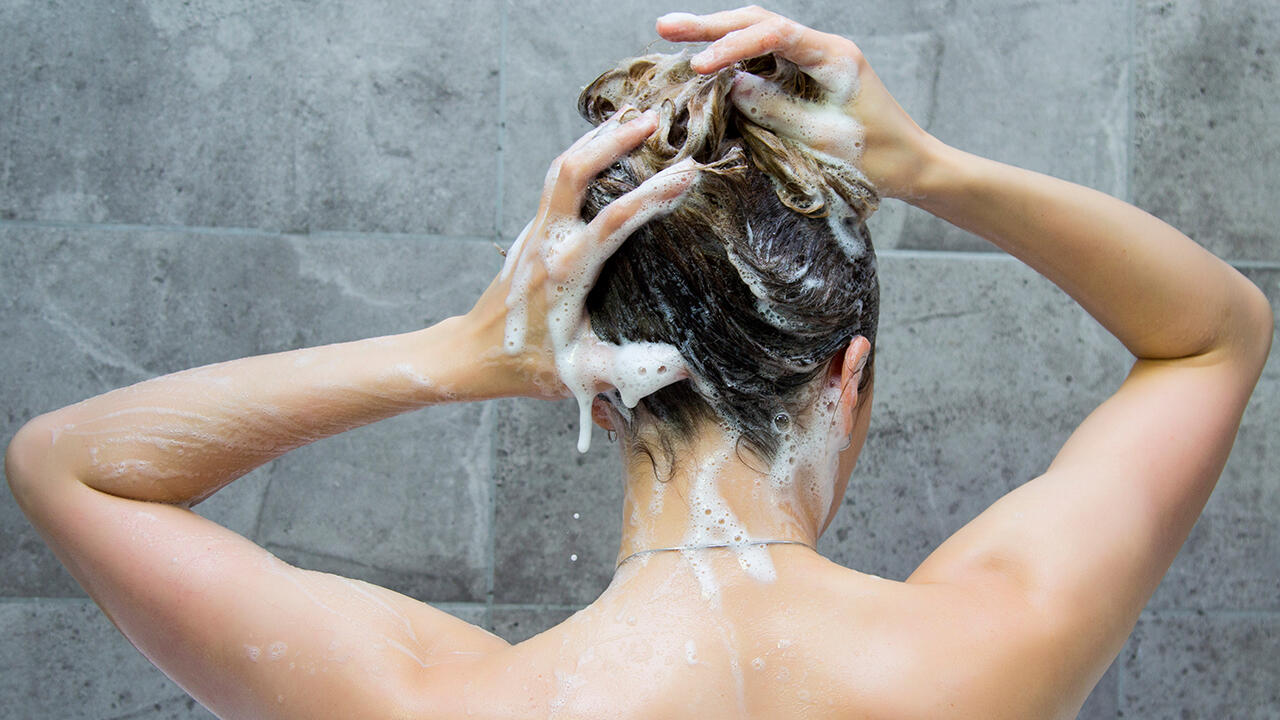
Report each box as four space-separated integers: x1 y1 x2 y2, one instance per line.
462 108 698 403
657 7 937 200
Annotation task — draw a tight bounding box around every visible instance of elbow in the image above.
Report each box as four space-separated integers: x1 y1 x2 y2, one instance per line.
5 413 66 511
1238 279 1274 371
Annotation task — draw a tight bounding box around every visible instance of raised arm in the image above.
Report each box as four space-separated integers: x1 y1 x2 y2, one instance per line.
897 123 1272 649
5 321 511 718
661 2 1273 704
4 107 692 719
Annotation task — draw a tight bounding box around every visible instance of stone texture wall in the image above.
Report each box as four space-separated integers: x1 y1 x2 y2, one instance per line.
1 1 1276 717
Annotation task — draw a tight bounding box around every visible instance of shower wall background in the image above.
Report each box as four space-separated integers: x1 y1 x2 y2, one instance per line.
2 1 1276 717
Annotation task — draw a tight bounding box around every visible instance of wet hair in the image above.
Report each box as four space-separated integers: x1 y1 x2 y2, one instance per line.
580 52 879 463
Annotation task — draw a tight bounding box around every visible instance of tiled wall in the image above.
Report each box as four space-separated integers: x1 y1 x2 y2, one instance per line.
2 1 1276 717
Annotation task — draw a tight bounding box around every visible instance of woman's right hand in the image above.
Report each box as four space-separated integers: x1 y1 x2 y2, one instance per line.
462 108 698 404
657 6 940 200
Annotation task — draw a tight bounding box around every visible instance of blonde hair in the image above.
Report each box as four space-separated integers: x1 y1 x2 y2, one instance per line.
580 52 879 461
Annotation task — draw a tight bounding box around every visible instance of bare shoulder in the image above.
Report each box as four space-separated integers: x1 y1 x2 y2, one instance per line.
804 559 1092 719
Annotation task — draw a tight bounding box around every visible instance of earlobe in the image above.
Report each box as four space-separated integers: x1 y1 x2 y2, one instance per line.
590 396 615 431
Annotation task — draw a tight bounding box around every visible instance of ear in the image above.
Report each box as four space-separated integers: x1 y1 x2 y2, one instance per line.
832 336 872 431
590 396 615 431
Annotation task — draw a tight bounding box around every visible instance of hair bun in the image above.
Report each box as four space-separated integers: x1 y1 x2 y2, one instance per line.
578 51 878 222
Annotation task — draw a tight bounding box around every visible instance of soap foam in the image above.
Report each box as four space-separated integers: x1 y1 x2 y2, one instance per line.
501 158 702 453
679 437 781 600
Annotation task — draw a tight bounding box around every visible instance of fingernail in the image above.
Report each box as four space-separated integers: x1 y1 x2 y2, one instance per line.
691 49 712 67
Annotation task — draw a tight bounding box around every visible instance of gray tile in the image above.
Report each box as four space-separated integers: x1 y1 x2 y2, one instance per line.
1077 659 1120 720
1 225 498 596
489 605 582 644
286 0 501 236
1134 0 1280 263
818 253 1133 578
0 2 296 230
899 0 1131 251
1121 610 1280 718
800 0 954 36
259 402 495 602
0 1 500 236
491 398 625 604
0 599 214 719
1149 267 1280 611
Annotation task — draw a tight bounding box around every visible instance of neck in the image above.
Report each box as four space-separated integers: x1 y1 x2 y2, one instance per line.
615 425 838 569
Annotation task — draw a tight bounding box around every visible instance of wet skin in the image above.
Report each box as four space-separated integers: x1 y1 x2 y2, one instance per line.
6 7 1272 719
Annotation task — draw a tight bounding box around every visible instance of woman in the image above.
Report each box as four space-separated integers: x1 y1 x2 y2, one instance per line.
6 7 1272 719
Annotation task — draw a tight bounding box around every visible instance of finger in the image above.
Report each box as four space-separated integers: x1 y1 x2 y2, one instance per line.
690 16 829 74
732 72 864 157
498 219 535 282
730 72 810 134
546 109 658 216
562 157 699 283
655 6 774 43
537 105 638 209
565 103 638 154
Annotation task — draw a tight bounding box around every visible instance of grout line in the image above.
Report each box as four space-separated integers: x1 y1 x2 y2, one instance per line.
489 603 589 612
493 0 509 242
484 401 500 627
0 218 496 244
877 248 1280 272
876 248 1016 262
431 601 487 612
485 0 509 621
0 596 95 604
1137 608 1280 619
1223 259 1280 270
4 218 1277 271
1125 0 1137 205
1116 643 1126 715
484 0 509 613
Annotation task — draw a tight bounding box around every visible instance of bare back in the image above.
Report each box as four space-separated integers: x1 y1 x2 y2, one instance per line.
425 551 1095 720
